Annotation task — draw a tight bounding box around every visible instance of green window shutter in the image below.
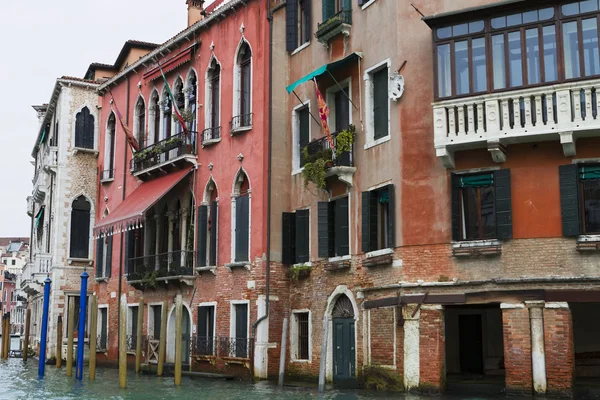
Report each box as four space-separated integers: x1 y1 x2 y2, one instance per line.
235 196 250 262
323 0 335 21
451 173 461 241
209 201 218 266
198 306 208 337
106 234 113 278
124 231 133 276
369 191 378 250
286 0 298 52
318 202 329 258
341 0 352 23
494 169 513 240
282 212 296 265
95 238 104 278
299 108 310 167
559 164 582 237
296 209 310 263
335 197 349 256
373 68 389 140
197 205 208 268
361 192 371 253
387 184 395 248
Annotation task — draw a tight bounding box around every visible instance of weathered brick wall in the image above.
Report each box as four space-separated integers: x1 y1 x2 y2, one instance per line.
502 306 532 395
419 307 445 392
544 305 574 396
369 307 395 366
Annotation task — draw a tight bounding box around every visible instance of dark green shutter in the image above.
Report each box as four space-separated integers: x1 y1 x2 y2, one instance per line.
373 68 389 140
369 192 378 250
361 192 371 253
286 0 298 52
341 0 352 23
296 209 310 263
387 184 395 248
198 306 208 337
197 206 208 267
494 169 513 240
318 202 329 258
451 173 461 241
282 212 296 265
328 202 336 256
235 196 250 262
299 108 310 167
95 238 104 278
209 201 218 266
335 197 349 256
559 164 582 237
124 231 132 276
323 0 336 21
106 234 113 278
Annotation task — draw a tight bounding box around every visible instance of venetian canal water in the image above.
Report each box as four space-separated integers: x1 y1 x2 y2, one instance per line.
0 358 598 400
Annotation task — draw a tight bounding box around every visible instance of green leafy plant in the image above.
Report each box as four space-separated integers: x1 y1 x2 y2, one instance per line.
173 108 195 123
140 270 159 289
334 125 355 158
289 264 311 281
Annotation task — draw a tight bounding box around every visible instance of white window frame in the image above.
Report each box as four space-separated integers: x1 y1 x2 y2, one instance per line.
230 169 251 264
126 303 139 354
327 193 352 262
97 304 109 352
229 300 250 357
198 301 218 355
361 0 378 10
66 194 95 262
292 100 311 174
364 59 391 149
290 309 312 363
147 302 162 340
232 39 253 126
71 103 98 152
133 96 147 148
204 57 222 131
148 89 160 146
325 77 353 133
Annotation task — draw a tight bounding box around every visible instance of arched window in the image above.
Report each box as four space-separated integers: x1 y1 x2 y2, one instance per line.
187 71 198 134
150 91 160 145
104 113 116 179
206 59 221 136
75 106 94 149
162 90 172 141
135 97 146 149
233 42 252 129
174 79 185 136
198 180 218 267
70 196 91 258
332 295 355 319
233 171 250 262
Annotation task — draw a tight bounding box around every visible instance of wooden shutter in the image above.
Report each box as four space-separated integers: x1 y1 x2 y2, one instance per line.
373 68 389 140
451 173 461 241
299 108 310 167
197 206 208 267
361 192 371 253
106 235 113 278
318 202 329 258
209 201 218 266
494 169 513 240
286 0 298 52
559 164 582 237
95 238 104 278
282 212 296 265
124 231 131 275
235 196 250 262
341 0 352 11
335 197 349 256
296 209 310 263
387 184 395 248
198 306 208 337
323 0 335 21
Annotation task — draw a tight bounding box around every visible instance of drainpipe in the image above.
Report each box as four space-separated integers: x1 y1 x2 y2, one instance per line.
252 0 273 353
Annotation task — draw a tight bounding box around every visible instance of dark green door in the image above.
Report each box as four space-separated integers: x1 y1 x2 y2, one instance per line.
333 317 355 383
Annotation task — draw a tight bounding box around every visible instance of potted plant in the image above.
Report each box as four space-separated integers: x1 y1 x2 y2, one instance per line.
289 264 311 281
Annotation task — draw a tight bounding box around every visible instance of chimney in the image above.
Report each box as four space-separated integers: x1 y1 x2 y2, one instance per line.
187 0 205 27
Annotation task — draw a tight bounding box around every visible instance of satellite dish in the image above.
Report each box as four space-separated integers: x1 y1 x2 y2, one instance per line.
389 71 405 102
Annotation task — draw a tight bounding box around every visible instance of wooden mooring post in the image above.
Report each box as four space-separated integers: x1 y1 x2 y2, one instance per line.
23 309 31 362
89 295 97 380
135 297 144 374
119 294 127 388
56 316 63 369
157 301 167 377
1 314 7 359
318 316 329 393
174 294 183 386
278 317 288 387
66 301 75 377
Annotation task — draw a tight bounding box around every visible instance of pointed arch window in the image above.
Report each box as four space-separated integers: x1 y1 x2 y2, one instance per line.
232 172 250 262
187 71 198 134
75 106 94 149
198 180 219 267
162 91 172 141
232 42 252 130
70 196 91 258
174 79 185 136
103 113 116 181
150 91 160 146
135 97 146 149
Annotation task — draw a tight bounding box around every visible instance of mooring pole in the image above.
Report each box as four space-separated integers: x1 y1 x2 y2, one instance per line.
75 270 89 380
119 294 127 388
66 300 75 377
135 297 144 374
318 315 329 393
89 295 98 380
1 314 6 359
23 309 31 362
157 301 167 377
278 317 288 387
6 312 11 355
174 294 182 386
56 316 63 368
38 277 51 378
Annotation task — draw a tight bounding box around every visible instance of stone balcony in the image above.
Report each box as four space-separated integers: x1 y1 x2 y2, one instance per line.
32 169 47 203
26 196 34 217
42 146 58 172
130 132 197 181
433 79 600 168
20 254 51 295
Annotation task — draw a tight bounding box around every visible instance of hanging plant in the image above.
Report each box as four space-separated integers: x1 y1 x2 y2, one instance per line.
289 264 311 281
334 125 356 158
140 270 159 289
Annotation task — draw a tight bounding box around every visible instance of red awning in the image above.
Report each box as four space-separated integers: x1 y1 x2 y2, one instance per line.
94 168 192 235
143 47 193 82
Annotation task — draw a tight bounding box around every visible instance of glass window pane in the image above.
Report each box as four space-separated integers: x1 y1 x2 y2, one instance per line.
543 25 558 82
562 3 580 16
437 26 451 39
581 0 599 13
508 31 523 87
437 44 452 97
492 17 506 29
523 10 538 24
507 13 522 27
539 7 554 20
583 18 600 76
453 23 468 36
583 179 600 233
461 187 479 240
563 21 581 79
526 28 541 85
472 38 487 92
493 35 507 89
455 41 470 95
469 20 484 33
480 186 496 239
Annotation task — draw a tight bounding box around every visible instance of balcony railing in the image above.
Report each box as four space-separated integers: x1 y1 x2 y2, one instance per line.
127 251 195 282
230 113 253 132
192 336 216 356
201 126 221 144
304 130 354 168
100 169 114 182
433 79 600 167
316 9 352 43
34 253 52 275
42 146 58 171
218 337 254 359
130 132 196 174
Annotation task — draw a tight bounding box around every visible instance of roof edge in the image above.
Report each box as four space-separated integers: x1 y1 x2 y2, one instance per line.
422 0 526 27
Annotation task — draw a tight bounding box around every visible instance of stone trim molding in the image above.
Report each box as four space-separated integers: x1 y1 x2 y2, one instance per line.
545 302 569 309
500 302 525 309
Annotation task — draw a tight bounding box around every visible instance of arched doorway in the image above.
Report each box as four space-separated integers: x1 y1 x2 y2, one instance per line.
166 306 191 364
332 294 356 384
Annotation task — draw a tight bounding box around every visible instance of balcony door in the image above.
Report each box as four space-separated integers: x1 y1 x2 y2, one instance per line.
334 88 350 132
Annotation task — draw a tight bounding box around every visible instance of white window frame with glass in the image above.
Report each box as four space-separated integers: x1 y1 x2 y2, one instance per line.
364 59 391 149
295 0 311 52
147 303 163 341
126 304 139 354
197 302 217 356
362 183 395 256
290 310 312 363
292 100 311 174
97 305 109 352
325 77 352 133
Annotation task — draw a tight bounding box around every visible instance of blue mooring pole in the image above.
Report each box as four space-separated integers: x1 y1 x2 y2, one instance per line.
38 277 51 378
76 270 89 380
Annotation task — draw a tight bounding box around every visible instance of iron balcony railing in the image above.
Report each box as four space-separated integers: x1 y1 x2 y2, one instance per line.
129 132 197 174
100 169 114 181
218 337 254 359
303 130 353 168
230 113 253 131
317 9 352 32
201 126 221 143
192 336 216 356
126 250 195 281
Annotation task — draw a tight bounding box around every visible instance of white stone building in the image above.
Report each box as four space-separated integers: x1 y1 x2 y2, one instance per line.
24 77 99 358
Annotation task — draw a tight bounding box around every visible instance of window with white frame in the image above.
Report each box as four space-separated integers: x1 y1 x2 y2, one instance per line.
127 305 139 352
69 196 91 259
197 304 216 355
232 171 250 263
293 103 311 171
95 233 113 279
148 304 162 340
232 41 252 130
364 60 390 147
102 113 116 181
98 306 108 351
75 106 94 149
134 97 146 149
291 311 311 361
230 302 249 358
